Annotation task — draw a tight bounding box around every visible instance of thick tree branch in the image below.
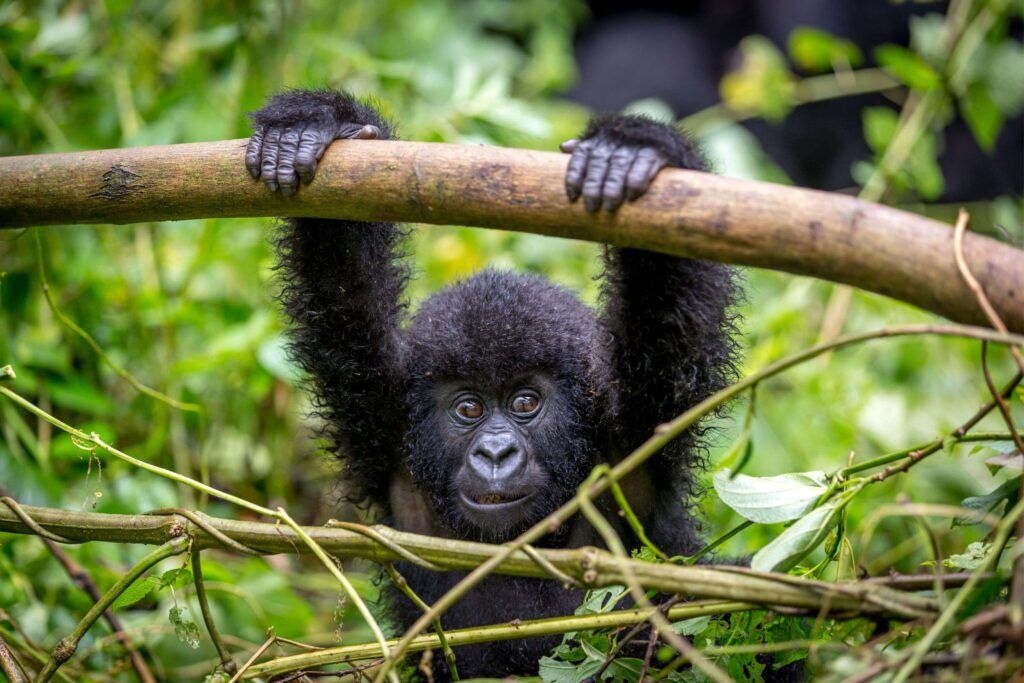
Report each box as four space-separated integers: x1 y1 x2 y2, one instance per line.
0 140 1021 331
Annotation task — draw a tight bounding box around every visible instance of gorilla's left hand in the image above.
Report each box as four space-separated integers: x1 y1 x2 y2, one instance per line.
561 135 667 213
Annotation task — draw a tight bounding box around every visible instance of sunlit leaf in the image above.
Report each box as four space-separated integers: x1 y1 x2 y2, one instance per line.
875 44 940 91
751 501 842 572
720 36 796 121
788 27 863 72
713 469 829 523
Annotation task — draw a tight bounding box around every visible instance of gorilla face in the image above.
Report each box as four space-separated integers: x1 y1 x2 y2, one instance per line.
406 372 597 542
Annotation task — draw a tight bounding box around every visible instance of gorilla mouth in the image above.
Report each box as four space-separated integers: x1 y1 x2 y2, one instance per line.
460 491 532 511
474 493 523 505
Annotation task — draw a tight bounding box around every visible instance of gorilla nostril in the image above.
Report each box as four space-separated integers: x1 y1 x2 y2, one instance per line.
469 434 525 481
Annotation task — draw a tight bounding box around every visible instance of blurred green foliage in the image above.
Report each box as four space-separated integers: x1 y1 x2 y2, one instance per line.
0 0 1022 680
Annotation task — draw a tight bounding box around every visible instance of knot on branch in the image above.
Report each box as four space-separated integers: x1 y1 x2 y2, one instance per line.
53 637 77 663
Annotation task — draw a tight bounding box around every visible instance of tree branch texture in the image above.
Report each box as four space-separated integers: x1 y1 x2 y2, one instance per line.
0 504 940 619
0 140 1021 331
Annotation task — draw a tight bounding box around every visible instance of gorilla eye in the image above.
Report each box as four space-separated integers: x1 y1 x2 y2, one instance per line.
455 399 484 421
510 392 540 417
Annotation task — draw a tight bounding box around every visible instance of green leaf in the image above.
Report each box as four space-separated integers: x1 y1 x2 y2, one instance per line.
944 541 991 570
875 44 941 91
576 585 627 615
669 615 712 636
955 476 1020 526
111 575 161 609
605 658 645 683
538 656 578 683
160 566 192 588
720 36 796 121
986 42 1024 115
909 14 947 66
787 27 863 72
905 130 945 200
713 469 829 523
862 106 899 154
961 84 1004 151
751 501 842 572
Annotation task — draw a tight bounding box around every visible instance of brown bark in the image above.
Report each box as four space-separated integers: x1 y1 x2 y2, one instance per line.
0 139 1021 331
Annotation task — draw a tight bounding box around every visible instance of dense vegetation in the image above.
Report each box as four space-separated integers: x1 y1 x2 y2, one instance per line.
0 1 1021 681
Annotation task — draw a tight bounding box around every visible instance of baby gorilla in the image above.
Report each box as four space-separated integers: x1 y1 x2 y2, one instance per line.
248 89 739 678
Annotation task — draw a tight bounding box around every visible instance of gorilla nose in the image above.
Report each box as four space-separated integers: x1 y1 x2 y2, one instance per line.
469 432 525 481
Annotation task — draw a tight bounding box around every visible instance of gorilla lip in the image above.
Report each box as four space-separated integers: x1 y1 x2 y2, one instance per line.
460 491 533 510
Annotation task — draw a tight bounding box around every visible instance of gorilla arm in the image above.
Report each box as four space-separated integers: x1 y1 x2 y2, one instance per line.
248 90 410 509
564 114 741 554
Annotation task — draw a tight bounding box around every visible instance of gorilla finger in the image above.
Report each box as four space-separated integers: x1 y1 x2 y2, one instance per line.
245 127 265 179
276 127 302 195
260 127 283 192
581 140 616 213
624 149 665 201
356 124 380 139
564 138 595 202
601 145 638 212
295 128 329 184
559 138 579 153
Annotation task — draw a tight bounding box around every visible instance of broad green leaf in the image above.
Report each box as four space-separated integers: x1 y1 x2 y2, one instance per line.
605 658 645 683
576 585 627 615
875 44 940 91
538 654 603 683
905 129 945 200
538 656 577 683
961 84 1004 151
986 42 1024 114
944 541 991 570
669 615 711 636
713 469 829 523
111 575 161 609
955 477 1020 526
862 106 899 154
751 502 842 572
787 27 862 72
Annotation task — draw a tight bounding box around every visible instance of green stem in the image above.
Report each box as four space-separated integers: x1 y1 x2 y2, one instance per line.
35 537 189 682
891 496 1024 683
684 520 754 565
577 470 731 683
192 550 236 676
244 600 755 680
384 563 459 680
838 431 1018 478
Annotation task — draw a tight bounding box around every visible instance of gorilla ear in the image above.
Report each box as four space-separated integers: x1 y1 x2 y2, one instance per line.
388 466 438 536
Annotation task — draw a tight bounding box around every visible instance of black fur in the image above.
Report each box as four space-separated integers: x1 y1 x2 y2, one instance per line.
255 90 741 678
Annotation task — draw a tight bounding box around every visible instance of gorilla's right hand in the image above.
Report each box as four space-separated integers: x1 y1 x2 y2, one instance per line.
246 92 382 195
